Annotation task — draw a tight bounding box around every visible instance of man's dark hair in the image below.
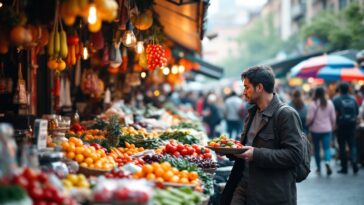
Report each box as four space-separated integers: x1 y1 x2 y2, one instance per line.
241 65 275 93
338 82 349 94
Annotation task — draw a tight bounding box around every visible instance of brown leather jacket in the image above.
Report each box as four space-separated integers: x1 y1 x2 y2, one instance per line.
221 94 304 205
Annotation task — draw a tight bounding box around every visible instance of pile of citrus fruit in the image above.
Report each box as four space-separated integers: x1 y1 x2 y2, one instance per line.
62 174 90 189
133 162 199 185
61 137 116 170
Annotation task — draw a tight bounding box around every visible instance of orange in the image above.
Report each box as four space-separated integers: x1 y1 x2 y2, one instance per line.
80 162 88 167
142 164 154 174
88 164 95 168
162 171 174 182
61 142 70 151
154 167 164 177
75 147 85 154
151 162 161 169
85 157 93 165
91 153 99 161
156 177 164 183
133 171 144 179
66 151 76 160
75 154 85 163
171 168 179 174
160 162 171 171
188 171 198 181
83 148 92 157
69 137 79 144
170 175 180 183
179 170 189 178
179 177 189 184
74 139 83 147
68 142 76 152
146 173 156 180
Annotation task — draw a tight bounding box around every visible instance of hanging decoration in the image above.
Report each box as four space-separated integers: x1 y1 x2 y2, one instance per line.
131 9 153 30
146 44 167 71
121 22 137 47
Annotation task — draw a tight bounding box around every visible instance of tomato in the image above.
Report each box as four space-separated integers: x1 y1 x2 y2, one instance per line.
177 144 185 152
195 147 201 154
23 168 37 181
37 173 48 184
214 144 220 148
203 153 212 159
173 151 181 157
29 188 44 201
191 144 199 149
180 149 188 156
165 144 177 153
204 148 211 153
13 175 29 188
187 147 195 155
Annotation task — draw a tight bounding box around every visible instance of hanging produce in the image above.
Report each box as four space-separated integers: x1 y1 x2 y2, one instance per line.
66 34 80 66
131 9 153 30
47 1 69 73
146 44 167 71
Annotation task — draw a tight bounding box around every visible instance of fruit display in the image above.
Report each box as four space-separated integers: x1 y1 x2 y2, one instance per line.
143 155 217 170
154 187 206 205
162 141 212 159
61 137 116 170
121 126 159 139
10 168 77 205
145 44 167 71
208 135 243 148
62 174 90 189
66 129 106 142
133 162 199 185
159 130 200 145
92 179 152 204
104 169 131 179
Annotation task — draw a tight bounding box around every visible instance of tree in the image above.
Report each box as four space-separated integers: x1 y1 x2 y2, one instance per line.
301 3 364 51
220 13 283 77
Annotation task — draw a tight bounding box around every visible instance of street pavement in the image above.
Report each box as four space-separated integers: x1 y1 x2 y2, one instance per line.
297 162 364 205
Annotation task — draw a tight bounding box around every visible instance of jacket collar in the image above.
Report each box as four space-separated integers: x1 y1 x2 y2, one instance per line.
247 93 282 117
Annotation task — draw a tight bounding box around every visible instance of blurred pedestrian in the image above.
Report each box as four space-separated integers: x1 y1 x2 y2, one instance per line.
333 82 359 174
224 91 244 140
203 93 222 138
289 89 309 135
307 87 336 176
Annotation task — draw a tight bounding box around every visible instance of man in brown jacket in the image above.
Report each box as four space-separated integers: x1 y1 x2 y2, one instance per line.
221 65 304 205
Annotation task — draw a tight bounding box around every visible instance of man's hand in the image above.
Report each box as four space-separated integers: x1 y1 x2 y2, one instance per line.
234 146 254 161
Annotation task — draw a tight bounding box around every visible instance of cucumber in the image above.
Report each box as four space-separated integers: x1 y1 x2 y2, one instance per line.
60 31 68 58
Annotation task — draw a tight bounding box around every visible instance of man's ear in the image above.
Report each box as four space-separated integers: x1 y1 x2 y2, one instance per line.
257 83 264 92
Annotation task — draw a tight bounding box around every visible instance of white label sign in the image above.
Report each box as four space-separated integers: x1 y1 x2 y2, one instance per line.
34 119 48 150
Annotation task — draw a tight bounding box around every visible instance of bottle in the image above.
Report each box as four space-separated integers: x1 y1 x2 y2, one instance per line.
71 110 80 125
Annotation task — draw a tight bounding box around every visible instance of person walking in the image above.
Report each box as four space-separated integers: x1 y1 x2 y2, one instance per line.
224 91 244 140
289 89 309 135
333 82 359 174
306 87 336 176
203 93 222 138
221 65 304 205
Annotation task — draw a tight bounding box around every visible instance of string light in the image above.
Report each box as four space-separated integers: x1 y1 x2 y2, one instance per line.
163 67 170 75
135 41 144 54
87 4 97 24
141 72 147 78
171 65 178 74
178 65 185 74
122 22 137 47
82 47 89 60
154 90 160 97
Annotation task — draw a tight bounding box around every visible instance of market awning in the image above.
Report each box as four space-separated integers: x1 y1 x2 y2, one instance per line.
153 0 209 54
186 54 224 79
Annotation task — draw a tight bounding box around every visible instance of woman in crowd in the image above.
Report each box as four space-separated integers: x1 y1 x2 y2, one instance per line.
289 89 308 134
307 87 336 176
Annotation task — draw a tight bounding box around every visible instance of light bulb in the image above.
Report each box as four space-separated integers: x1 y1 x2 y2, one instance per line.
178 65 185 73
122 30 137 47
141 72 147 78
135 41 144 54
171 65 178 74
154 90 160 97
82 47 89 60
163 67 170 75
88 4 97 24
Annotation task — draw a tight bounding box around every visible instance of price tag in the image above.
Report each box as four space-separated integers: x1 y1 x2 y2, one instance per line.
33 119 48 150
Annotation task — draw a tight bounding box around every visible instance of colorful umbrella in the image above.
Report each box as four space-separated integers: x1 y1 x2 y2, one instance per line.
290 54 357 78
317 67 364 82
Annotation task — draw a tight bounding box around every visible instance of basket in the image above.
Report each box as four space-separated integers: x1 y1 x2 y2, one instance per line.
78 166 111 177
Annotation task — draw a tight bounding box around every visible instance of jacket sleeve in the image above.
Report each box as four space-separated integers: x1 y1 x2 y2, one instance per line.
306 102 314 126
253 108 304 169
